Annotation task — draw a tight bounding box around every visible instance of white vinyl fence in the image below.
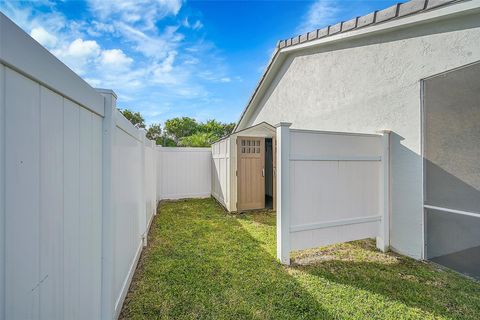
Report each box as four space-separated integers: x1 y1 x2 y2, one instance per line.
157 147 211 200
0 14 210 320
145 140 158 231
276 123 390 264
109 104 158 318
211 137 231 209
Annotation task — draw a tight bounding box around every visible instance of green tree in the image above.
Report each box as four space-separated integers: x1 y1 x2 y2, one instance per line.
161 135 177 147
223 122 235 136
198 120 233 138
120 109 146 129
164 117 198 143
146 123 162 145
179 132 215 147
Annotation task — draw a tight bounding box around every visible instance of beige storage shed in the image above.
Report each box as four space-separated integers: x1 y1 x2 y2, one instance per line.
211 122 276 212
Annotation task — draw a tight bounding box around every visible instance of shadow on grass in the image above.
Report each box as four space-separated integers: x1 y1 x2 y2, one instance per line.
293 240 480 320
120 198 333 319
236 209 277 227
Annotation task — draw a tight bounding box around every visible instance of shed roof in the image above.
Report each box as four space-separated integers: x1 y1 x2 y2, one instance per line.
213 121 275 144
233 0 474 131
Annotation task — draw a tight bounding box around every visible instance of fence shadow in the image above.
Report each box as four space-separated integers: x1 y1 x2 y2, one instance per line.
120 199 333 319
293 240 480 320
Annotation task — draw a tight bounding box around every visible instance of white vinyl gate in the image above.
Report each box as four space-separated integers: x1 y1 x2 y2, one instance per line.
275 123 390 264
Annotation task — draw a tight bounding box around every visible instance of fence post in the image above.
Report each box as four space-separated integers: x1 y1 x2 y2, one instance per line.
97 88 116 320
377 130 391 252
276 122 292 265
0 64 5 320
155 145 163 201
140 130 147 247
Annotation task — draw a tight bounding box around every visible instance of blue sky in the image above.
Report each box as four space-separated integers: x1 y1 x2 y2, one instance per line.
1 0 397 126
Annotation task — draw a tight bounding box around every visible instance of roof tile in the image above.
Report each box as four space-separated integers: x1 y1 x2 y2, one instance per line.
318 27 329 38
375 4 399 23
307 30 318 41
299 33 308 43
329 22 342 35
427 0 454 9
398 0 427 17
342 17 358 31
357 12 376 28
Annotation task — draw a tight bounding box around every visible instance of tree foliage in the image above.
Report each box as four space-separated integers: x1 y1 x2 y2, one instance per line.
197 120 234 139
164 117 199 144
146 124 162 144
122 111 235 147
120 109 146 129
179 132 215 147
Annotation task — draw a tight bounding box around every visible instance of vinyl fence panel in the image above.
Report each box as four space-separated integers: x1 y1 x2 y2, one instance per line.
1 13 216 319
276 123 390 264
2 65 104 320
145 140 157 232
112 109 145 316
211 138 231 209
157 147 212 200
0 14 159 320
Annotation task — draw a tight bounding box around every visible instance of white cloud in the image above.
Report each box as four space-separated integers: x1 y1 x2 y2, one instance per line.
296 0 339 34
53 38 101 74
2 0 235 125
88 0 182 30
115 22 183 61
182 17 203 30
99 49 133 70
67 38 100 58
30 27 58 47
86 21 116 36
192 20 203 30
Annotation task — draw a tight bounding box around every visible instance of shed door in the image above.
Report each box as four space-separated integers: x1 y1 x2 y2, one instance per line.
237 137 265 210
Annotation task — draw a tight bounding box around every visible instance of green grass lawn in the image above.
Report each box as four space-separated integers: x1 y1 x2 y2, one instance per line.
120 198 480 320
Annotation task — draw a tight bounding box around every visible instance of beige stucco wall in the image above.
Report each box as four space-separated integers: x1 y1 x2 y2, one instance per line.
245 13 480 259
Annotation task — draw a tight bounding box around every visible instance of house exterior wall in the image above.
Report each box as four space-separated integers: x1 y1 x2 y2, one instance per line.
244 13 480 259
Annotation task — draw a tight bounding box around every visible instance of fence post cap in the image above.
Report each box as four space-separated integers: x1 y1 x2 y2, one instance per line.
275 122 292 128
95 88 117 99
376 129 392 134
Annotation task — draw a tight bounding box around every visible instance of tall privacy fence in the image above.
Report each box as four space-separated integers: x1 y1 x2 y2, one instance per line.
0 14 212 320
157 147 211 200
275 123 390 264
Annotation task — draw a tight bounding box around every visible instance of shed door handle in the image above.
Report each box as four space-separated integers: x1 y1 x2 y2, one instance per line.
262 168 265 177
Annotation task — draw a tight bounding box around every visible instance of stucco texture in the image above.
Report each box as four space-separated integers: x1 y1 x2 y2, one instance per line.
245 14 480 259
